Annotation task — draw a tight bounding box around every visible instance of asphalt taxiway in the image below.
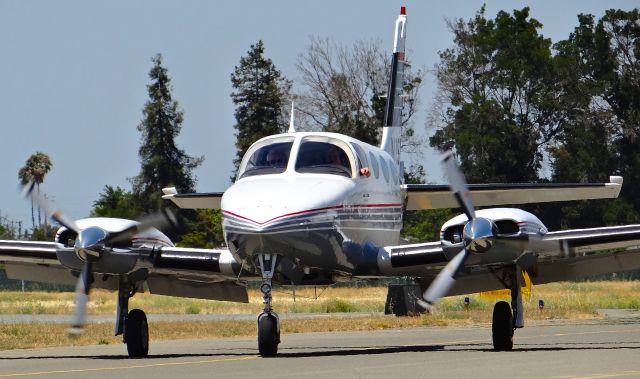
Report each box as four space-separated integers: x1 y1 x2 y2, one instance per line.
1 313 639 378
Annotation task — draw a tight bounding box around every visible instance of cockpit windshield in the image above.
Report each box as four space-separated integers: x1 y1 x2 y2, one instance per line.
295 138 352 178
238 138 294 179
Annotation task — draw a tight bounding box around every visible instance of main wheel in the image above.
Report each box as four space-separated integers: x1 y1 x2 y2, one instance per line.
492 301 514 351
258 314 279 357
125 309 149 358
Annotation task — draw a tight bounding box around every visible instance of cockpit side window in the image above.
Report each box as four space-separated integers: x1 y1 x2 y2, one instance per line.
238 140 294 178
351 143 368 168
295 140 352 178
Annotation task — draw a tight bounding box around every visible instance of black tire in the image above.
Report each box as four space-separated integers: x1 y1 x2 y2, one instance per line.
492 301 513 351
125 309 149 358
258 314 279 357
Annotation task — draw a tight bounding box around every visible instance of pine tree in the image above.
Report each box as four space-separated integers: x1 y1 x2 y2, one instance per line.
131 54 203 212
231 40 290 176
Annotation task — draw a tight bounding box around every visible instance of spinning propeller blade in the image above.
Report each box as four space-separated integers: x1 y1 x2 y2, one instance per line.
419 248 468 309
420 151 474 310
104 208 178 245
441 151 475 221
21 181 80 234
69 261 92 335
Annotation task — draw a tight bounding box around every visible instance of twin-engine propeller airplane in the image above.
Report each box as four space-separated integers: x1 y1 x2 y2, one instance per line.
2 7 640 358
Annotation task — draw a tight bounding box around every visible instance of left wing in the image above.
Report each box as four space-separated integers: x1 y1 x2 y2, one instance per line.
404 177 623 211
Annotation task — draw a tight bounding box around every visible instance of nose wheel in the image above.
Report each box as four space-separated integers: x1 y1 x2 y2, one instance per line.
256 254 281 357
257 312 280 357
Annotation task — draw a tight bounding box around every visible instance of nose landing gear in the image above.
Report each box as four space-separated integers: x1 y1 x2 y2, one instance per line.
256 254 280 357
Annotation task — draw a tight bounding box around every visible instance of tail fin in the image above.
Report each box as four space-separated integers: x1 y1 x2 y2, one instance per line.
380 6 407 165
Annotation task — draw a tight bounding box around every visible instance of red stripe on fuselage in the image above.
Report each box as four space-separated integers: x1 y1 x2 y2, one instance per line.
222 203 403 226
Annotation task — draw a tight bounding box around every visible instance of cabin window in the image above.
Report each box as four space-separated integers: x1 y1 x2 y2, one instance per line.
238 138 294 178
368 151 379 179
388 158 399 184
379 155 390 182
295 138 352 177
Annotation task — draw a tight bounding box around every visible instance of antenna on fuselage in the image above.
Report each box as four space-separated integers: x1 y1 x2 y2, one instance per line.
288 102 296 133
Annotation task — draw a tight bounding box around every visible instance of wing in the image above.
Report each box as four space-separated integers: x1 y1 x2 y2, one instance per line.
404 177 622 211
145 246 249 302
162 187 223 210
0 241 249 303
380 224 640 296
0 240 78 286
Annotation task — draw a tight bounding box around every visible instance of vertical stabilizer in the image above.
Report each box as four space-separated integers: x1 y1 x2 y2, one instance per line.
380 6 407 165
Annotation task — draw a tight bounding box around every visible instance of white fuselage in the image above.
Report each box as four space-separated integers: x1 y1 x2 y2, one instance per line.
221 132 403 276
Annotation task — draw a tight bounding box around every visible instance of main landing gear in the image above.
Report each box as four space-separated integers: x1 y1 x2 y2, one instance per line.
491 266 525 351
116 279 149 358
256 254 280 357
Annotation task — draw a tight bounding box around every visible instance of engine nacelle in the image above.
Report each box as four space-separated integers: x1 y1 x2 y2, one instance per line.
440 208 548 249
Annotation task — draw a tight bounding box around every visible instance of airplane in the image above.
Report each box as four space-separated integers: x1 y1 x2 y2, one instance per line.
2 6 640 358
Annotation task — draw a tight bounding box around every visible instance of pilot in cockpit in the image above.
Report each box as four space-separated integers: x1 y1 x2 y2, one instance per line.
325 146 343 166
265 149 286 167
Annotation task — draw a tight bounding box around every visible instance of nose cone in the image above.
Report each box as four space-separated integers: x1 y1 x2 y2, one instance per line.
76 227 108 249
463 217 497 253
75 226 108 260
222 176 355 230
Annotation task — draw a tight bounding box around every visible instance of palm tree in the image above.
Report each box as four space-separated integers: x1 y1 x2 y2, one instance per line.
18 152 53 228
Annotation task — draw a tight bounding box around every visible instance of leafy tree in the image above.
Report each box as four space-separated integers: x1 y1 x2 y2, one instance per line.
28 224 57 241
91 185 141 219
548 9 640 227
296 38 423 151
131 54 203 212
231 40 291 176
177 209 224 248
17 152 52 228
430 7 556 183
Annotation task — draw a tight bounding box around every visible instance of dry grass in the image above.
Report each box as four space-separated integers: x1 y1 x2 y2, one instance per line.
0 316 452 350
0 281 638 350
0 285 389 316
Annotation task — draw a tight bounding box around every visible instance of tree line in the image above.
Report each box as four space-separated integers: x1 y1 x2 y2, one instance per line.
4 6 639 246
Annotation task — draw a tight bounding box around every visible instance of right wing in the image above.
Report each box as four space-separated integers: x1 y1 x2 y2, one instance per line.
0 241 249 303
162 187 223 209
404 176 623 211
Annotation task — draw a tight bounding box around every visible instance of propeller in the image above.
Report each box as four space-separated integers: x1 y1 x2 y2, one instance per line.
21 181 80 234
418 152 570 311
104 208 178 245
418 151 477 310
69 260 92 335
21 182 178 334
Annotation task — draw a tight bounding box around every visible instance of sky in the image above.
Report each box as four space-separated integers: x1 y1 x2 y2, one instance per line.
0 0 636 230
